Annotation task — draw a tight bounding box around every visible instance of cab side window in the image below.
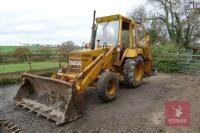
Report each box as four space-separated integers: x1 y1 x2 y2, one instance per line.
132 29 136 48
122 30 129 49
136 27 143 47
122 21 130 49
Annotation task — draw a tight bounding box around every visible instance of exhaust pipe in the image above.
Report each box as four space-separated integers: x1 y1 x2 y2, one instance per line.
90 10 96 50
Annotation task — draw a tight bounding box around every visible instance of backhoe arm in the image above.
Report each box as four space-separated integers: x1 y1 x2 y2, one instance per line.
140 35 152 76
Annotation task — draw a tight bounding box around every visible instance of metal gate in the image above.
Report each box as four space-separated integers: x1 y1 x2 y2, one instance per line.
153 49 200 75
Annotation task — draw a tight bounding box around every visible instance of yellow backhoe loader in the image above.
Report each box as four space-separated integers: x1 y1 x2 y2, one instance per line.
14 11 152 125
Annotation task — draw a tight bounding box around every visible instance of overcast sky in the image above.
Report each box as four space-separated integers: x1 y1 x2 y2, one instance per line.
0 0 147 46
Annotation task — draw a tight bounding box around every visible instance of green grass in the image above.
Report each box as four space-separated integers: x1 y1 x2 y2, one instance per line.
0 46 58 54
0 61 66 74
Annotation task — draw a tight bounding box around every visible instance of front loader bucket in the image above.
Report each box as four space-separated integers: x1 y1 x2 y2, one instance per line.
14 73 84 125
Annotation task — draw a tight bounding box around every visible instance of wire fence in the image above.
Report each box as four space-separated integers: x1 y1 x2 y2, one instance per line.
1 49 200 75
0 53 67 64
0 53 68 74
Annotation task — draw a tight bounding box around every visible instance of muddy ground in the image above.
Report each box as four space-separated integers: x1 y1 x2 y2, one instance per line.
0 73 200 133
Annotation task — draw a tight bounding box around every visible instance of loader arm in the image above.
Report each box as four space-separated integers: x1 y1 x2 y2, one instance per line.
75 47 115 92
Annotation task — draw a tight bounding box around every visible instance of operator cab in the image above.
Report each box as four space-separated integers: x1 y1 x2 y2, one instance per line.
95 14 144 49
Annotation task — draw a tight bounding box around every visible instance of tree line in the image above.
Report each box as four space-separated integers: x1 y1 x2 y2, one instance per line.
0 41 80 62
129 0 200 49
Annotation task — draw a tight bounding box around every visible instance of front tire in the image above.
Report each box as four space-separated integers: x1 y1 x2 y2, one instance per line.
123 56 144 88
97 71 119 102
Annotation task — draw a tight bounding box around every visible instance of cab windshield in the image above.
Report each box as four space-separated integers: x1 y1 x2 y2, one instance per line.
96 20 119 46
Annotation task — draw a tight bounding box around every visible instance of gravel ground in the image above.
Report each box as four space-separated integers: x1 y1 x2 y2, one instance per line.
0 73 200 133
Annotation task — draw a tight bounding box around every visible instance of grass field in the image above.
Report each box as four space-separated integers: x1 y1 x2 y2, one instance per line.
0 46 58 53
0 61 66 74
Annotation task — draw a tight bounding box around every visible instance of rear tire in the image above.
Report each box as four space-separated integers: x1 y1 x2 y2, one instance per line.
123 56 144 88
97 71 119 102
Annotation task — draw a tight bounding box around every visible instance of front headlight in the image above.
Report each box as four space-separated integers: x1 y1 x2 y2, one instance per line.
69 60 81 66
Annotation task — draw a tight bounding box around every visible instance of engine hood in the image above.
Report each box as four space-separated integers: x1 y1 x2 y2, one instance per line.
69 48 104 60
69 48 106 69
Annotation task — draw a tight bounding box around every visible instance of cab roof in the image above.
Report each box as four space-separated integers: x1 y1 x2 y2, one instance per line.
96 14 142 27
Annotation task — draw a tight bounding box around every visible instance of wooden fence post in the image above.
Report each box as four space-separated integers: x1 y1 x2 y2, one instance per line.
58 52 61 68
59 59 61 68
28 54 32 73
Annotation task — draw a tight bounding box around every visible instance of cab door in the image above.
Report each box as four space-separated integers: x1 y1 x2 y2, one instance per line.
113 19 133 66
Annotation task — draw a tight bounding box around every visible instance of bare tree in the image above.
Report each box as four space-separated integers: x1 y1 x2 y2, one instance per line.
58 41 75 60
129 6 147 23
147 0 200 48
148 0 179 41
129 5 168 44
